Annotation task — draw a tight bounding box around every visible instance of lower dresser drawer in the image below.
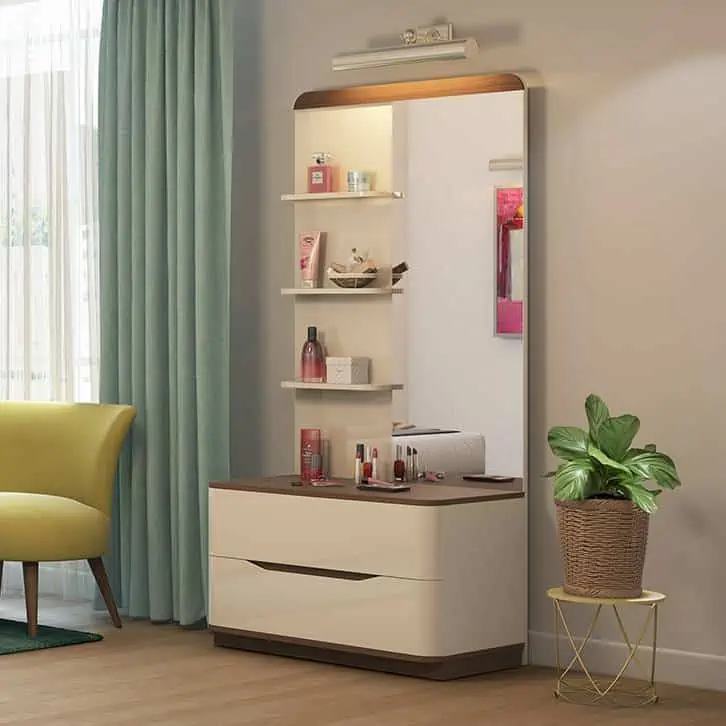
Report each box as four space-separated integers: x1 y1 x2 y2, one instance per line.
209 556 439 657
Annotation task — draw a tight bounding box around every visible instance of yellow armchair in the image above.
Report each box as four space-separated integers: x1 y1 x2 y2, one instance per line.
0 401 136 636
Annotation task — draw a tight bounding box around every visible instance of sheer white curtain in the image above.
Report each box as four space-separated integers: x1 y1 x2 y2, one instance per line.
0 0 103 601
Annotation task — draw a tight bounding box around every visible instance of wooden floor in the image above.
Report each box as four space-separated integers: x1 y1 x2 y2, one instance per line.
0 596 724 725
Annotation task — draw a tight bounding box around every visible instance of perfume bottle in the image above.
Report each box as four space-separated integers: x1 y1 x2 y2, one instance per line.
301 326 325 383
300 428 323 482
307 153 336 193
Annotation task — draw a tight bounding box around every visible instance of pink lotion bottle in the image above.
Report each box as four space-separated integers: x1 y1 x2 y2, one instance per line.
301 326 325 383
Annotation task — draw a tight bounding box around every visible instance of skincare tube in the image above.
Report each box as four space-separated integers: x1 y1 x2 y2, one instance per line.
299 231 324 288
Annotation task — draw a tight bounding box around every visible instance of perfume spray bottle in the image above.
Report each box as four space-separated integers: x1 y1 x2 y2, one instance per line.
300 326 325 383
307 153 336 193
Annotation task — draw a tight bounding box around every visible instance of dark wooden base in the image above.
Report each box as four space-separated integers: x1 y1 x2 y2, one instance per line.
212 627 524 680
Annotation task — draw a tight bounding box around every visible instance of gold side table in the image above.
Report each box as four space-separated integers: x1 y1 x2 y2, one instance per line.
547 587 666 706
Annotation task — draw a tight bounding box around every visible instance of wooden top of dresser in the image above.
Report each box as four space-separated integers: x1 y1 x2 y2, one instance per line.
209 476 524 506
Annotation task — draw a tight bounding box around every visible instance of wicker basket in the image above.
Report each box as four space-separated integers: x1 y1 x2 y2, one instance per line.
327 272 377 289
327 271 405 289
556 498 650 599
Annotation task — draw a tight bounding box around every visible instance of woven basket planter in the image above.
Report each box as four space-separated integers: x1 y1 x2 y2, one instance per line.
556 498 650 599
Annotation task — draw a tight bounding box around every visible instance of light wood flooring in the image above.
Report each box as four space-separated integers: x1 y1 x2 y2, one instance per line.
0 595 724 725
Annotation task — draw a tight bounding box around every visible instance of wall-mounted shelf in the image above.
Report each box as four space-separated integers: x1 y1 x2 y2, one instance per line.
281 381 404 392
281 287 403 296
281 191 404 202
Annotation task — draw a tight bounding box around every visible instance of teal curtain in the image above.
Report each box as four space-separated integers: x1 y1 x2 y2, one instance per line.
98 0 233 625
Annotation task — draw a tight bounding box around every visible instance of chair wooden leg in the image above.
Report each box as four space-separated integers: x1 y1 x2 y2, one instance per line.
22 562 39 638
88 558 122 628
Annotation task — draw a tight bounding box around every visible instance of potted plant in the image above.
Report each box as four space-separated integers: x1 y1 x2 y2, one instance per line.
546 394 681 598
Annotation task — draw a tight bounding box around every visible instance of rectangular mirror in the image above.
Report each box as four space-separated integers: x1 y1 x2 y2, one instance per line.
290 75 527 482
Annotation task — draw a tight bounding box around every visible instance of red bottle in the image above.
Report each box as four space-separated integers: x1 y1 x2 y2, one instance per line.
300 428 323 482
301 326 325 383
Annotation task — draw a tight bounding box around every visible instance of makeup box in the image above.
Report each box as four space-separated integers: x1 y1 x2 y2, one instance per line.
325 356 370 385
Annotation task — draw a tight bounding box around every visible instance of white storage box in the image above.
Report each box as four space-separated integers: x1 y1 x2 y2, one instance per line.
326 356 370 385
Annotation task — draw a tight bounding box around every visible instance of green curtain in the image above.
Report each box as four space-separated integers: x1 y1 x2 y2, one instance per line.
98 0 233 625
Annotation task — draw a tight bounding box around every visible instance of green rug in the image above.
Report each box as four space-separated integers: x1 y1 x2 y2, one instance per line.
0 619 103 655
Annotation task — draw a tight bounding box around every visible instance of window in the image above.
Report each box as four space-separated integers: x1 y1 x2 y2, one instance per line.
0 0 102 403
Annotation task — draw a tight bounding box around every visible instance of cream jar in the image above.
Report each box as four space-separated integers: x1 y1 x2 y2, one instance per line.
347 170 374 193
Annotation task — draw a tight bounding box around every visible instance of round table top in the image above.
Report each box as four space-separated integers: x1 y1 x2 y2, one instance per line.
547 586 666 606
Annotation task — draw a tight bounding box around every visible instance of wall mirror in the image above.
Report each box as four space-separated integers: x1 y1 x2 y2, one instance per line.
287 74 527 488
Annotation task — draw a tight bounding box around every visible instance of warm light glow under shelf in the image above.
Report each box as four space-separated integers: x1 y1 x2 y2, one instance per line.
281 381 404 392
281 191 404 202
281 287 403 296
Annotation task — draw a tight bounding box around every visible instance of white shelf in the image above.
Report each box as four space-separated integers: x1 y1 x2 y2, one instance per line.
281 381 404 392
280 191 404 202
281 287 402 296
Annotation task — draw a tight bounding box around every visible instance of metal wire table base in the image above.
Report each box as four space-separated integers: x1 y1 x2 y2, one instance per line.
548 587 665 707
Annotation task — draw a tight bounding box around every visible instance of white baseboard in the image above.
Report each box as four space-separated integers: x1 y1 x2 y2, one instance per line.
529 629 726 693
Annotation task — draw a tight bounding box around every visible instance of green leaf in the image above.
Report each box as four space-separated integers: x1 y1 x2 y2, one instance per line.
547 426 589 461
543 470 557 478
598 414 640 462
623 449 681 490
585 394 610 443
619 479 659 514
587 442 631 473
553 459 596 501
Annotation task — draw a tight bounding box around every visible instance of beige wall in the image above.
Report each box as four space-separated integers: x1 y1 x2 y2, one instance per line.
231 0 726 689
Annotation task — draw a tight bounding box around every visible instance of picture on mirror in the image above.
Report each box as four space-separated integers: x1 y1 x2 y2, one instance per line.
495 186 524 336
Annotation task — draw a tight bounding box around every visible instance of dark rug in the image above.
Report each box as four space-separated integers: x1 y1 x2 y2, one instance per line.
0 619 103 655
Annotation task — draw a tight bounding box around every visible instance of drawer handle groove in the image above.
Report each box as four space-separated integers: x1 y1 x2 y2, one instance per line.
247 560 376 581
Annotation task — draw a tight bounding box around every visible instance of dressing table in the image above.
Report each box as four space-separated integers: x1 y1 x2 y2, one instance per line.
209 476 526 679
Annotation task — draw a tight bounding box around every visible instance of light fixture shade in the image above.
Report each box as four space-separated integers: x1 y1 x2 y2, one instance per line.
332 38 478 72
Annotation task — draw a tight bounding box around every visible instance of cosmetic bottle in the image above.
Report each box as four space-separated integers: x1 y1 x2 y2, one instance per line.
300 428 323 482
362 445 373 480
393 444 406 482
307 153 336 194
371 448 379 479
300 326 325 383
354 443 364 485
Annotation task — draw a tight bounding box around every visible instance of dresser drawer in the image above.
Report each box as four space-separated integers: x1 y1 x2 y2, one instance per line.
209 556 439 656
209 489 440 580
